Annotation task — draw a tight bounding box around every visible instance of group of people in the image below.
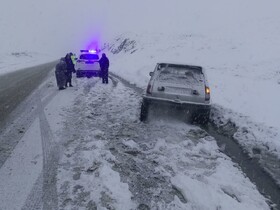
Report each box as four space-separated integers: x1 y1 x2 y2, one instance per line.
55 52 110 90
55 52 76 90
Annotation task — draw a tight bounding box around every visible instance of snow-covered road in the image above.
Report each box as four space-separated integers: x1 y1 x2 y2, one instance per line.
0 72 274 210
0 62 57 127
0 70 76 210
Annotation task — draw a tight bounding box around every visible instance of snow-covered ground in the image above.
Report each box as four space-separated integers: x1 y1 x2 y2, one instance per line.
1 26 279 210
0 73 272 209
103 31 280 163
1 0 280 209
56 77 270 209
0 51 56 75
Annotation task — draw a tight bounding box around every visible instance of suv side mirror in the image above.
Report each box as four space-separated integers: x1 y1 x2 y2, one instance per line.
149 72 154 77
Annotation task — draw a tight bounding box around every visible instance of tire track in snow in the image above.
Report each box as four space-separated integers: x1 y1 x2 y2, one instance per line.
110 73 279 209
0 75 58 169
57 76 271 209
57 78 110 209
59 78 185 208
83 78 100 95
37 94 59 210
0 74 60 209
21 173 43 210
20 87 60 210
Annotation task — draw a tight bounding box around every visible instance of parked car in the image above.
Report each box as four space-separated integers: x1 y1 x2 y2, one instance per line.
140 62 211 124
75 50 101 78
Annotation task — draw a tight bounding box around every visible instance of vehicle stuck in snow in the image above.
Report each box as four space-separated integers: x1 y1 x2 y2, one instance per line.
140 63 211 124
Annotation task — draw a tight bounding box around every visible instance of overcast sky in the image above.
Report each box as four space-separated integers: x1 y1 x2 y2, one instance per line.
1 0 280 56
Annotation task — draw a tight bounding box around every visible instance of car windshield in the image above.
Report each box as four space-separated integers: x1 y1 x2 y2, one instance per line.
79 54 99 60
157 65 203 85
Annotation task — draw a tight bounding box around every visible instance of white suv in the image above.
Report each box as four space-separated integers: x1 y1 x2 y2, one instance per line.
140 63 211 124
76 50 101 78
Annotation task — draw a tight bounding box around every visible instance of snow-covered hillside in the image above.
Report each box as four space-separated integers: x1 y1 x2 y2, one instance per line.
0 52 56 75
1 0 280 56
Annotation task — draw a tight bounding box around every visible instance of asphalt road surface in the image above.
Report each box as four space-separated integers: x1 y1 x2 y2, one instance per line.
0 61 57 128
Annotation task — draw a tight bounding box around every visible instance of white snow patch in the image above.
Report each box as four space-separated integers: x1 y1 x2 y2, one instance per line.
44 83 79 139
122 139 139 149
0 118 43 210
0 52 56 75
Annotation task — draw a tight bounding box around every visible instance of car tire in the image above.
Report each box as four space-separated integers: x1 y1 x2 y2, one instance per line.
140 101 149 122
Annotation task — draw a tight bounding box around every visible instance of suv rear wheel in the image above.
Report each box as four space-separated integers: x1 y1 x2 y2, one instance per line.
140 101 150 122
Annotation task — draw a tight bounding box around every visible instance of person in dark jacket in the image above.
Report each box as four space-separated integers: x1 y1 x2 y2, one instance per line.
65 53 76 87
55 58 67 90
99 53 110 84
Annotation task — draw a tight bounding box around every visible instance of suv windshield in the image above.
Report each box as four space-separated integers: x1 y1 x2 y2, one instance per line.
157 65 203 85
80 54 99 60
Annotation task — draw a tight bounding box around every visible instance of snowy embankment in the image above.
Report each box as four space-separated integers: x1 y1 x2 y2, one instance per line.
0 51 56 75
57 77 269 209
103 32 280 159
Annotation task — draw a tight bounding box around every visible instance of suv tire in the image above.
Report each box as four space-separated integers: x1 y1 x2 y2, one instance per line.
140 101 149 122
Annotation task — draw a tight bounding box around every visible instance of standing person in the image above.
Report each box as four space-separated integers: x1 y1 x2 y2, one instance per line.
99 53 110 84
55 58 67 90
65 53 76 87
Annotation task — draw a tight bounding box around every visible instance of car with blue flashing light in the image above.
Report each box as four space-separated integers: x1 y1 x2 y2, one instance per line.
76 50 101 78
140 62 211 124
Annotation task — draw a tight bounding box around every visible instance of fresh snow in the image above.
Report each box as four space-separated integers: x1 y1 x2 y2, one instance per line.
1 0 280 209
0 52 56 75
0 118 43 210
55 77 269 209
104 31 280 161
0 64 272 209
